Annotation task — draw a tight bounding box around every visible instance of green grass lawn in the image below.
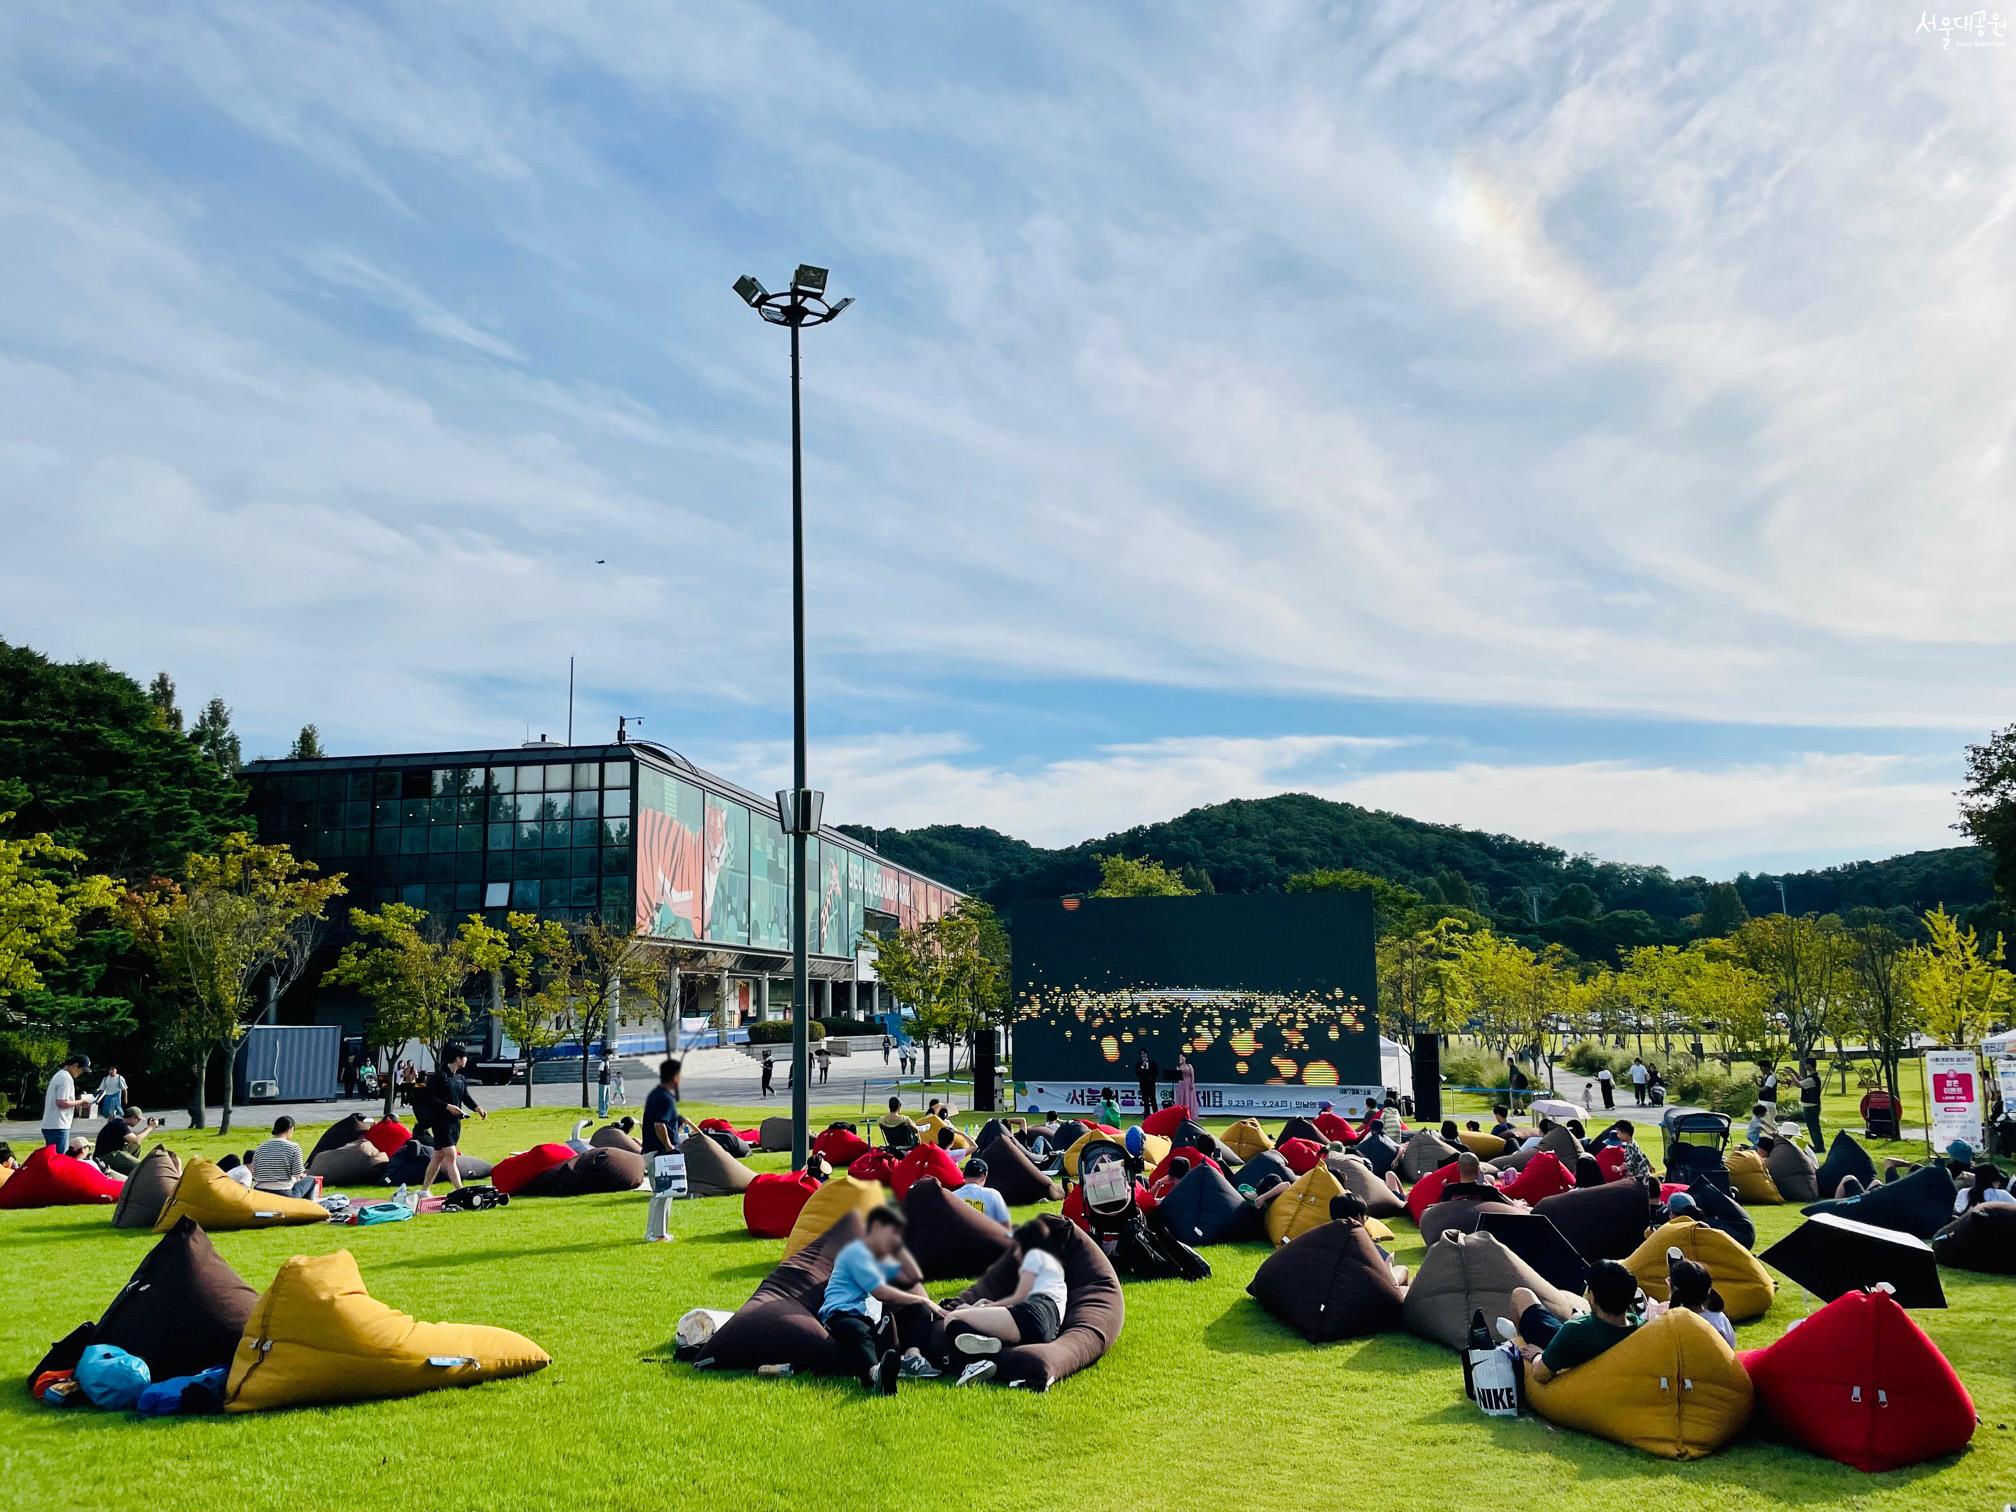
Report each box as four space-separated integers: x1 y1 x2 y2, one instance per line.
3 1103 2011 1512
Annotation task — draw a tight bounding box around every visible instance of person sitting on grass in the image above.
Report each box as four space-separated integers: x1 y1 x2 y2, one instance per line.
818 1206 944 1394
878 1096 918 1148
1643 1253 1735 1347
1499 1258 1640 1384
1954 1162 2012 1215
943 1216 1072 1386
955 1157 1011 1227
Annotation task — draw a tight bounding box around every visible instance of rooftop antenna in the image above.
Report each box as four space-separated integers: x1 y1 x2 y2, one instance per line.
567 656 575 745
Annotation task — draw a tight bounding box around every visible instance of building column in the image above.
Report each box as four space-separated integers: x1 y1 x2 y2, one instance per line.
719 969 732 1046
757 976 771 1024
817 978 832 1023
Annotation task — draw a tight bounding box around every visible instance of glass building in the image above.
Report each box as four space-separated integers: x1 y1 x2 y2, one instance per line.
246 739 961 1049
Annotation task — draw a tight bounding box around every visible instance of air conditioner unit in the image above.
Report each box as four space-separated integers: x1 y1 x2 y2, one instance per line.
249 1079 280 1100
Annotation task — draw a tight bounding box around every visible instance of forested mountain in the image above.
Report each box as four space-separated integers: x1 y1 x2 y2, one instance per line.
839 793 2007 957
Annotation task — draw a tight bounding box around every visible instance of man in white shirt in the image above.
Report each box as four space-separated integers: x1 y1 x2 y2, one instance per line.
1628 1057 1650 1106
42 1053 93 1151
954 1158 1011 1227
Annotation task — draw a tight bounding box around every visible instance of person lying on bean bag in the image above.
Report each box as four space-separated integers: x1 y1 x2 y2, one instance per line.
698 1213 922 1380
1816 1130 1877 1200
934 1214 1123 1389
1405 1153 1505 1226
1625 1216 1775 1321
306 1113 373 1165
0 1146 123 1209
306 1139 388 1187
1802 1162 1958 1240
1155 1161 1262 1247
1247 1194 1407 1342
590 1118 642 1153
1934 1201 2016 1273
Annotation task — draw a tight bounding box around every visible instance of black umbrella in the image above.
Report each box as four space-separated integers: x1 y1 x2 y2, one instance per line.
1477 1209 1591 1295
1761 1213 1945 1309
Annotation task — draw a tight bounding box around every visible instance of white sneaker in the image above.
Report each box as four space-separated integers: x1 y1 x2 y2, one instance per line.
1493 1317 1518 1343
953 1331 1004 1357
955 1360 997 1387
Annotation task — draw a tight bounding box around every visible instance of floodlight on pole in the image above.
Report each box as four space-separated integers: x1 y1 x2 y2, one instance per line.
731 264 852 1174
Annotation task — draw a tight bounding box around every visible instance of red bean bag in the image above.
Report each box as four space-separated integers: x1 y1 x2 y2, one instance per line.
491 1143 574 1197
1595 1145 1628 1182
364 1117 412 1156
1279 1137 1325 1175
1740 1288 1976 1472
1149 1146 1222 1188
1499 1151 1573 1205
744 1171 822 1237
1659 1182 1691 1206
811 1127 871 1167
890 1143 963 1200
847 1149 895 1186
699 1117 735 1132
1061 1181 1157 1234
0 1146 123 1208
1140 1104 1188 1138
1405 1163 1458 1224
1315 1111 1360 1144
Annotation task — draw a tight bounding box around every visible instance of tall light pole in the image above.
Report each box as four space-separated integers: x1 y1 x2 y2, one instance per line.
735 265 852 1172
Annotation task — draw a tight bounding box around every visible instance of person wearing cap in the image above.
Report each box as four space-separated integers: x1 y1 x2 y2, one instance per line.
41 1052 94 1151
954 1157 1010 1227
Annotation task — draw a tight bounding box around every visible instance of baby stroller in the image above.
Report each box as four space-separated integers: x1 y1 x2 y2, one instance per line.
1078 1144 1210 1282
1859 1089 1901 1141
1661 1108 1732 1194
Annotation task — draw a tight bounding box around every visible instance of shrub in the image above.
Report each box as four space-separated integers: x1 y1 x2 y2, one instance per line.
1563 1041 1632 1076
1668 1064 1756 1117
1441 1052 1490 1090
747 1021 827 1045
817 1017 884 1038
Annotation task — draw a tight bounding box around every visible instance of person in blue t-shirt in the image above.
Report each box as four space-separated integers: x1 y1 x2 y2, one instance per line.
820 1207 943 1393
642 1058 693 1158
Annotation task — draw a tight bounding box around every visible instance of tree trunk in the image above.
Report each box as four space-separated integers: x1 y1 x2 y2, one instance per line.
186 1046 209 1129
524 1057 535 1109
218 1036 242 1139
381 1050 395 1119
580 1026 592 1110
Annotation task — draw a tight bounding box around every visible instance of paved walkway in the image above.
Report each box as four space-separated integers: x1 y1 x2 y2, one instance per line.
0 1046 961 1143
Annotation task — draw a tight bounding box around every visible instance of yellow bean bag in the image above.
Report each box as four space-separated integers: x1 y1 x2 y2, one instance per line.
784 1175 888 1258
223 1250 548 1413
1223 1119 1275 1162
1526 1308 1753 1458
1625 1218 1775 1321
1457 1129 1509 1159
1265 1165 1346 1247
1726 1148 1782 1206
915 1115 974 1152
153 1158 328 1233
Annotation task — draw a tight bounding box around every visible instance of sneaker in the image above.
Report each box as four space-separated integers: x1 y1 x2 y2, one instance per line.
1666 1245 1683 1263
898 1352 941 1379
756 1363 794 1378
875 1350 901 1396
1493 1316 1518 1343
953 1331 1004 1358
954 1359 997 1387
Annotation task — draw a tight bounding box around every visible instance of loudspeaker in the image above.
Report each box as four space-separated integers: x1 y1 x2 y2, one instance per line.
1411 1033 1442 1123
974 1029 999 1112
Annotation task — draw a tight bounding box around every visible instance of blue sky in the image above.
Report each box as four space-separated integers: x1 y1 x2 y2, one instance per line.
2 2 2009 876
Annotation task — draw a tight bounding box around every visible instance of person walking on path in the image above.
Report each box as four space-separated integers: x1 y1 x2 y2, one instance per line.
1595 1064 1615 1110
1628 1057 1650 1106
882 1034 893 1065
760 1050 775 1098
817 1046 832 1086
417 1043 486 1195
598 1057 612 1118
41 1053 92 1151
94 1064 127 1120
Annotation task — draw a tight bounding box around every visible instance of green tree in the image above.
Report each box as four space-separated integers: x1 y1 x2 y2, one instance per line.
322 903 506 1116
146 672 183 733
125 835 346 1134
1840 908 1920 1104
1286 867 1424 936
1375 916 1472 1043
286 724 326 760
0 642 244 878
1959 723 2016 902
1699 882 1748 937
1906 905 2015 1050
1089 853 1193 898
188 697 242 775
571 920 663 1109
492 912 578 1108
867 898 1008 1080
1547 883 1600 921
1734 912 1850 1068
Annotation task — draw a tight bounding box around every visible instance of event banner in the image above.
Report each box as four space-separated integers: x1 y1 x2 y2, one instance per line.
1011 893 1379 1114
1999 1056 2016 1116
1925 1047 1983 1152
1020 1081 1387 1119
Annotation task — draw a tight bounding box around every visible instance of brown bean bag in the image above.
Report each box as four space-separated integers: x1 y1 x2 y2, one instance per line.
1539 1125 1584 1166
1766 1140 1820 1204
307 1138 389 1186
112 1145 183 1231
1398 1130 1460 1183
680 1131 756 1198
1402 1229 1585 1351
1535 1179 1652 1261
698 1214 868 1375
307 1112 374 1164
756 1116 795 1153
32 1217 257 1386
1248 1220 1404 1341
1418 1197 1524 1245
934 1214 1123 1390
554 1146 646 1195
1327 1152 1406 1221
1492 1142 1540 1172
975 1134 1062 1205
902 1177 1013 1279
590 1124 643 1153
